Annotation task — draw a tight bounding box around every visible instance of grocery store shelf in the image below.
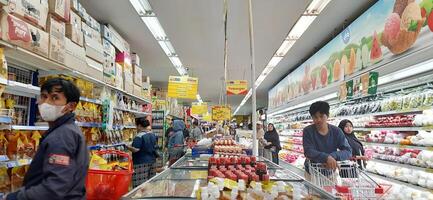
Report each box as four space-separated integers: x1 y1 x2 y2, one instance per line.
281 141 303 145
366 171 432 193
11 125 49 131
354 127 423 132
114 107 149 116
5 80 40 97
0 40 151 104
79 97 102 105
370 158 433 174
363 142 433 151
333 108 426 120
113 125 137 130
76 122 102 128
0 158 32 168
282 148 304 154
0 116 12 124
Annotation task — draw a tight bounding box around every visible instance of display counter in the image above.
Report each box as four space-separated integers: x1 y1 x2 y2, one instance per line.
122 156 338 199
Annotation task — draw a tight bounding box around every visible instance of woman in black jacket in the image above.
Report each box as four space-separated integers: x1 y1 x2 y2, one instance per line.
264 123 282 164
338 119 368 169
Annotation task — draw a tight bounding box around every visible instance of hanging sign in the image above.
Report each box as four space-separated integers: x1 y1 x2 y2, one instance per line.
167 76 198 99
203 112 212 122
212 105 231 121
226 80 248 95
339 71 379 101
191 102 208 115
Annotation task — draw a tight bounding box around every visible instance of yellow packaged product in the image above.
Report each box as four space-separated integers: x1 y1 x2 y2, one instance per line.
0 167 10 193
0 48 7 80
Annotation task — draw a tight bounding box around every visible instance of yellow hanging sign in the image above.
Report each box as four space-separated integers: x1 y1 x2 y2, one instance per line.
226 80 248 95
203 112 212 122
167 76 198 99
191 102 208 115
212 105 231 121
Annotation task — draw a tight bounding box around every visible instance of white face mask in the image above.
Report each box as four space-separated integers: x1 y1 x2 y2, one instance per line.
38 103 66 122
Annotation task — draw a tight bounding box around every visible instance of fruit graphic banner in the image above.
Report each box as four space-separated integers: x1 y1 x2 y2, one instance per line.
226 80 248 95
191 102 208 115
212 105 231 121
167 76 198 99
269 0 433 110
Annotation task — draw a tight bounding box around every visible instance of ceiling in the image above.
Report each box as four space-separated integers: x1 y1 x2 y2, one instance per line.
82 0 376 115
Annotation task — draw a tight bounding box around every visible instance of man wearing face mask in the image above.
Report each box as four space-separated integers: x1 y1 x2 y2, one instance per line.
5 78 89 200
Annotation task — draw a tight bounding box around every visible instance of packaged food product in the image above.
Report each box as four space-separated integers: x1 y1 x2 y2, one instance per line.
10 166 26 192
0 167 10 193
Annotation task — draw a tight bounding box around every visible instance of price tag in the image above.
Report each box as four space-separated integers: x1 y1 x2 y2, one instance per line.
7 161 17 168
0 155 9 162
190 171 208 179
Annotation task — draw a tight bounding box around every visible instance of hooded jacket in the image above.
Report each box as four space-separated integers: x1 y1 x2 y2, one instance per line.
169 120 185 148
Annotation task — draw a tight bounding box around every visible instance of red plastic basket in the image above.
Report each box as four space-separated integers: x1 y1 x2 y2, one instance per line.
86 150 133 200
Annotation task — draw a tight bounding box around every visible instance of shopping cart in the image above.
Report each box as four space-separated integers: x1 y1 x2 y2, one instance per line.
86 150 133 200
308 161 391 200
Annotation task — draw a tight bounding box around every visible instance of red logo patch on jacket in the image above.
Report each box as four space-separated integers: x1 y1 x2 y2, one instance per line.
48 154 70 166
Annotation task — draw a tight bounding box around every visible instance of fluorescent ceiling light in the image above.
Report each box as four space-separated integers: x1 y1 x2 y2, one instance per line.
275 39 296 57
379 58 433 86
130 0 152 15
288 15 316 39
141 17 167 40
158 41 175 56
305 0 331 15
169 56 182 67
268 56 284 67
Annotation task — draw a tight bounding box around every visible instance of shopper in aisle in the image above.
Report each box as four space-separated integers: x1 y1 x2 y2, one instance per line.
164 118 174 149
257 121 268 157
168 119 185 166
264 123 282 164
190 120 203 141
5 78 89 200
303 101 352 173
126 118 157 187
338 119 368 169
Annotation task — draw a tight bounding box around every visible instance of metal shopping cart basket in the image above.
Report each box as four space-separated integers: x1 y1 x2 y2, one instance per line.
308 161 391 200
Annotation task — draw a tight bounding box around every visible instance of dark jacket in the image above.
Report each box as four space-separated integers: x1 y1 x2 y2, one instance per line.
264 130 281 151
7 113 89 200
132 131 157 165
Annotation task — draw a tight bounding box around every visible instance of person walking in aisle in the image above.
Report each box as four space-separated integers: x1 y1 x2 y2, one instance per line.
5 78 89 200
303 101 352 173
190 120 203 141
126 118 158 187
256 121 268 157
264 123 282 164
168 120 185 166
338 119 368 169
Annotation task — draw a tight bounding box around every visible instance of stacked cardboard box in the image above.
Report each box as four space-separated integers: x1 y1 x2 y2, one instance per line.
0 12 49 58
102 39 116 86
48 0 71 22
115 63 123 90
66 11 83 46
131 53 142 94
116 52 133 93
3 0 49 30
47 16 66 63
102 24 130 53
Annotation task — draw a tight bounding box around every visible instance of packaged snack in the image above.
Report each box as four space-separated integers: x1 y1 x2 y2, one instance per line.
0 167 10 193
10 166 26 192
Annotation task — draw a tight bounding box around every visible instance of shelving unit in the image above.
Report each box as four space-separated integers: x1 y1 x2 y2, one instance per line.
363 142 433 151
152 110 166 167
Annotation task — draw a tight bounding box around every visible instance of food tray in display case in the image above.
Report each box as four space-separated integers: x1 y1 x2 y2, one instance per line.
170 156 209 169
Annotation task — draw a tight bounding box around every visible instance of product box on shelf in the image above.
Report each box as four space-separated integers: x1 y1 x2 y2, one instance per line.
47 16 65 63
100 24 112 42
102 39 115 57
124 79 133 94
133 65 142 85
0 0 7 5
82 22 101 44
66 11 83 46
48 0 70 22
115 52 131 66
83 12 100 33
84 35 104 64
103 55 115 76
106 24 127 52
64 37 86 74
133 84 142 97
0 12 49 57
131 53 140 66
3 0 49 30
71 0 79 12
115 63 123 90
103 73 116 86
86 57 103 81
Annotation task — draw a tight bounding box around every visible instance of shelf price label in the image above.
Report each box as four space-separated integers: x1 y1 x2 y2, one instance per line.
167 76 198 99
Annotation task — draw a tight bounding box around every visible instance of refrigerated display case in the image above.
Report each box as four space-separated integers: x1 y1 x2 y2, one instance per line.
122 156 338 199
